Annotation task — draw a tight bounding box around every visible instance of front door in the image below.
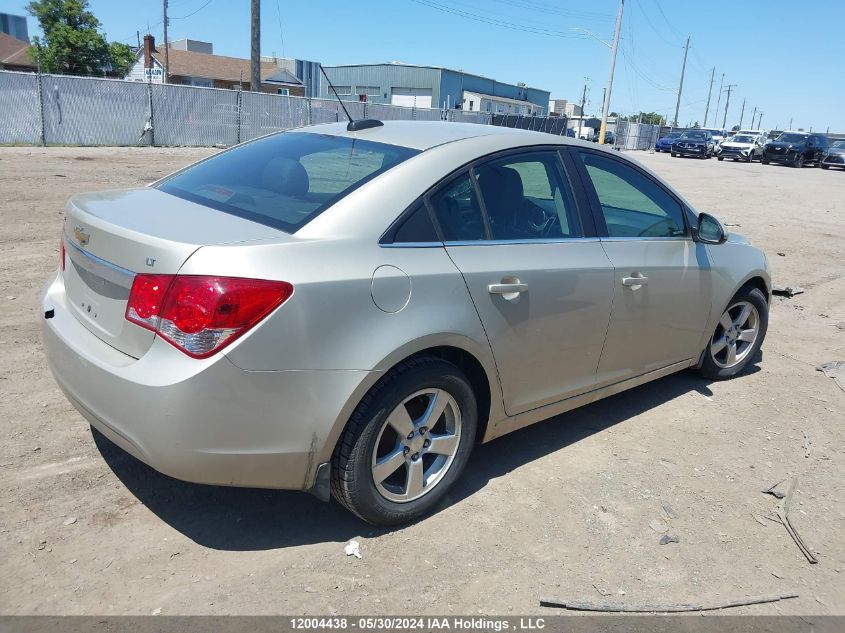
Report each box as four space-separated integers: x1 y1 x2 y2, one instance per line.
574 150 712 387
428 150 615 416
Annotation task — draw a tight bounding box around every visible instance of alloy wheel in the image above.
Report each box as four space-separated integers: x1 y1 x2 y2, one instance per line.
710 301 760 369
371 389 462 503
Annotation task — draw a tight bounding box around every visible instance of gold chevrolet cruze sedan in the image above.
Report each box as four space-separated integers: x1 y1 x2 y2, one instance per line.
42 121 770 525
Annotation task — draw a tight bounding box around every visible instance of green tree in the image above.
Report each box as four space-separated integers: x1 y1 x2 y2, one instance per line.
27 0 136 77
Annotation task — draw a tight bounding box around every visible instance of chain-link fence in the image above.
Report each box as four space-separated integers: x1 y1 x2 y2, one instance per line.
1 70 655 149
0 70 496 147
614 121 660 150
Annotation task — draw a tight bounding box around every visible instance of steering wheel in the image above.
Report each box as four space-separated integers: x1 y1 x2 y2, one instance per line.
638 218 678 237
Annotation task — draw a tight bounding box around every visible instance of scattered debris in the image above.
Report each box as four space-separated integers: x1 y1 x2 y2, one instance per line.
816 361 845 392
766 476 818 564
762 479 787 499
776 252 786 257
723 222 742 227
661 502 679 519
37 539 47 550
539 592 799 612
772 285 804 297
648 519 669 533
836 322 845 331
344 539 362 559
659 534 680 545
771 571 784 579
593 584 612 596
151 608 162 616
62 517 77 526
802 431 811 458
752 514 769 527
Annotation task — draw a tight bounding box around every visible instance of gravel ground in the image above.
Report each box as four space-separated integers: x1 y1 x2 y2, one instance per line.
0 145 843 615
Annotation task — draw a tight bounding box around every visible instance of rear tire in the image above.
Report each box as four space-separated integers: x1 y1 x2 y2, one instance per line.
761 157 770 165
671 151 677 157
717 156 724 161
821 163 830 169
793 154 804 168
331 357 477 525
698 286 768 380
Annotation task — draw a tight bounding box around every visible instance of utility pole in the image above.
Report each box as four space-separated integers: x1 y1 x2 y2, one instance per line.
601 87 606 115
722 83 737 128
703 66 715 127
714 73 724 125
250 0 261 92
672 36 690 128
136 30 141 50
577 79 588 140
738 98 745 129
751 105 757 129
598 0 624 144
162 0 169 83
788 117 793 130
758 112 763 130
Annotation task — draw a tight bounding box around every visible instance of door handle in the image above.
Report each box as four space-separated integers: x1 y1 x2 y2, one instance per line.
488 282 528 294
621 275 649 287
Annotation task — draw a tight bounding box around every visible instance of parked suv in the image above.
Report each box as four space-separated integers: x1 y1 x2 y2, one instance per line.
762 132 829 167
671 130 715 158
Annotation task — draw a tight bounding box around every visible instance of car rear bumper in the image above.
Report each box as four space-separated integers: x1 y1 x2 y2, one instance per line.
40 271 374 491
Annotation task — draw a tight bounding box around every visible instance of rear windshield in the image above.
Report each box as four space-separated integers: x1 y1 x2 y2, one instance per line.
157 132 420 232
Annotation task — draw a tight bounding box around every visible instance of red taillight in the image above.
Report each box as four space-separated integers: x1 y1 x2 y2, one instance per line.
125 275 293 358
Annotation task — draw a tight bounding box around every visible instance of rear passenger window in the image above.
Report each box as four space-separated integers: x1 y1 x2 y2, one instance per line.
428 174 485 241
580 152 686 238
393 204 439 243
474 153 581 240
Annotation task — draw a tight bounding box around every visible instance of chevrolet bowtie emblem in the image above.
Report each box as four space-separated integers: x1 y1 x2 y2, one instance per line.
73 225 90 246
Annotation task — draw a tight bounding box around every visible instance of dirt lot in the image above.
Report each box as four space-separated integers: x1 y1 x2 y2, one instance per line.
1 145 843 616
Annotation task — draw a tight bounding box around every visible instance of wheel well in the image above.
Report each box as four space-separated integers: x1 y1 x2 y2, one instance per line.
740 276 769 303
406 346 492 443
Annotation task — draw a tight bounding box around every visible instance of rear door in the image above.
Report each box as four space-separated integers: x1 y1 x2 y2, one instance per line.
429 149 615 416
573 149 711 387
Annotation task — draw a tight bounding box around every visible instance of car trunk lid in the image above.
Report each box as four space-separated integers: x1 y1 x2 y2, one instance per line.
62 188 288 358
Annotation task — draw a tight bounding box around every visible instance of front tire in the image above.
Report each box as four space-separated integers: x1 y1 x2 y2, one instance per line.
821 163 830 169
761 157 770 165
331 357 477 525
699 286 768 380
671 151 677 157
717 156 724 161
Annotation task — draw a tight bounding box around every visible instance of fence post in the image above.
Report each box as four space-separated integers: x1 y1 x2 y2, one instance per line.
36 67 47 146
236 86 242 144
307 97 312 126
145 78 156 146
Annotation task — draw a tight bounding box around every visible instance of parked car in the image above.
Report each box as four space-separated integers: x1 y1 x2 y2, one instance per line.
702 128 728 147
41 121 770 525
655 131 682 152
717 134 765 162
591 130 615 144
819 139 845 170
762 131 829 167
737 129 768 140
671 129 715 158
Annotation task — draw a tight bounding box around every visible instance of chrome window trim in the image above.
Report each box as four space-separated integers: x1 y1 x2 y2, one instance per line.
443 237 602 247
379 241 444 249
64 235 135 289
600 236 692 243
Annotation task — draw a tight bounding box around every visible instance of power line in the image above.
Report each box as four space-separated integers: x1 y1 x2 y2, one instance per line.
633 0 681 47
410 0 593 38
170 0 214 20
275 0 285 58
489 0 612 21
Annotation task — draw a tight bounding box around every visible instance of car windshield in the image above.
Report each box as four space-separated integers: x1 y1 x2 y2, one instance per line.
777 133 808 143
731 135 755 143
831 140 845 149
663 132 681 139
157 132 419 233
680 131 707 140
703 130 722 137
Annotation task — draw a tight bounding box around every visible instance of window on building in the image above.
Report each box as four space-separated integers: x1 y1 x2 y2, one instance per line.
469 100 474 110
277 88 290 96
333 85 352 95
356 86 380 96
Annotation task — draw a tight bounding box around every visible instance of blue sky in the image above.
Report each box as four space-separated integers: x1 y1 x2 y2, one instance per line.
3 0 844 130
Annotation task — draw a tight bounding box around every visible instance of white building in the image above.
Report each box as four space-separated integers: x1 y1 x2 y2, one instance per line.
463 90 544 116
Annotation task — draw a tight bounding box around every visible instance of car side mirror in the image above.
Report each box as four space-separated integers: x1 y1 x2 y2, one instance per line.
694 212 726 244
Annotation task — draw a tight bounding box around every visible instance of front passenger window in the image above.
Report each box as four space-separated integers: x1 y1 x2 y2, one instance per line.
580 152 686 238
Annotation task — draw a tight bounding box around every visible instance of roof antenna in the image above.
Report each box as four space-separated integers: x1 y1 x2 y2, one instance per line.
319 65 383 132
